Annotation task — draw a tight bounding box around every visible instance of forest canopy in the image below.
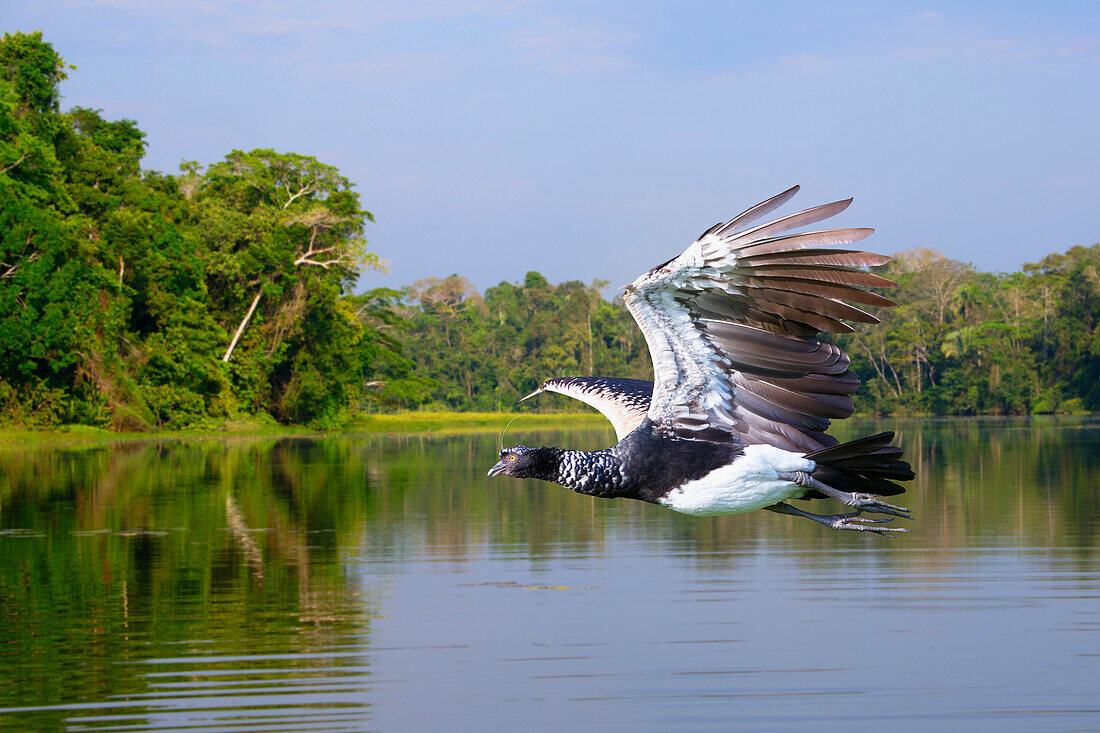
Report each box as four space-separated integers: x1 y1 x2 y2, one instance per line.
0 31 426 428
2 32 1099 430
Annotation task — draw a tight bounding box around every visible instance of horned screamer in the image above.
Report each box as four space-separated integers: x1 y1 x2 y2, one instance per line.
487 187 915 535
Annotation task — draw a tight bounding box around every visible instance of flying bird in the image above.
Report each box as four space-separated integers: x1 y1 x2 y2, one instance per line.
487 187 915 534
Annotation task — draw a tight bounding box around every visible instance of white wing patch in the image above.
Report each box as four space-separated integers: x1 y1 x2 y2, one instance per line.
521 377 652 441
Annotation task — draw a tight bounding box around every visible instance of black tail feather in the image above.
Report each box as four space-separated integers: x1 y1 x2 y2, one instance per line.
804 431 914 497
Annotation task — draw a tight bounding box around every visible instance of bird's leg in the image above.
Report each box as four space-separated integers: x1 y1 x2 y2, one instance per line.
764 502 909 536
778 471 912 520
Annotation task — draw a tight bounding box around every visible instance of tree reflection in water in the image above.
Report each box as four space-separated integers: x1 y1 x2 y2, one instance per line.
0 418 1097 729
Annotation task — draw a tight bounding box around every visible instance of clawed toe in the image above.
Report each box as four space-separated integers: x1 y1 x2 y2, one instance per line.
830 514 912 536
848 494 913 519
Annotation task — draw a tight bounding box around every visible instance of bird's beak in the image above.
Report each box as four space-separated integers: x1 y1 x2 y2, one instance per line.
487 460 507 477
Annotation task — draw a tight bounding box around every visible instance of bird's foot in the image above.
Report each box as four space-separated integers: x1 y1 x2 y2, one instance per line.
828 512 910 537
842 492 912 519
765 502 910 538
780 472 913 520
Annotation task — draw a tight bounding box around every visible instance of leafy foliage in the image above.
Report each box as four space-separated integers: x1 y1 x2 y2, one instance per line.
392 274 651 411
829 245 1100 415
0 32 428 429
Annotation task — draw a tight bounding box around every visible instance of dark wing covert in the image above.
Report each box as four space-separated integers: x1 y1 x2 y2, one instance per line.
623 185 897 453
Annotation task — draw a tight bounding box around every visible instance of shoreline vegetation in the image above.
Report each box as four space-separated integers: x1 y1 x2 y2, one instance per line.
3 411 1096 448
0 411 615 446
3 32 1100 435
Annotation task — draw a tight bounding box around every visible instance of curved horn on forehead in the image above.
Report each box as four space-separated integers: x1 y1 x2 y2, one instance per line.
499 413 524 452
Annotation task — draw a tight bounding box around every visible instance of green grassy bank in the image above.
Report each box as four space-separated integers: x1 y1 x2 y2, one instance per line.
348 411 610 434
0 412 611 446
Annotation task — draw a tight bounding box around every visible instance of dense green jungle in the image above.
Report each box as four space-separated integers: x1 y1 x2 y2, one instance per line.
3 31 1100 432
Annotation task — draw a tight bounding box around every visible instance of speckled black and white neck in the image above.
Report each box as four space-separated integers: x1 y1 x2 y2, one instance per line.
555 448 628 497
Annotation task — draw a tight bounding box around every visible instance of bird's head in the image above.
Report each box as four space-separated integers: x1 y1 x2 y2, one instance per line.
487 445 559 481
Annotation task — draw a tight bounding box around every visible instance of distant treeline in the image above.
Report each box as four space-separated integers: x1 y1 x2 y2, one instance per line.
3 32 1099 430
389 242 1100 417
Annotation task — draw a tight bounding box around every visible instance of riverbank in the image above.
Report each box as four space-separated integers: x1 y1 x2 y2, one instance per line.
348 411 610 434
0 411 613 446
6 411 1093 448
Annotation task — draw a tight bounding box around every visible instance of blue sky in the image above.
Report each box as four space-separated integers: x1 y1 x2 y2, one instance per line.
4 1 1099 292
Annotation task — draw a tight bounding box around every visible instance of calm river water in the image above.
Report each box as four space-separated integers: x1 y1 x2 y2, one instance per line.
0 418 1098 731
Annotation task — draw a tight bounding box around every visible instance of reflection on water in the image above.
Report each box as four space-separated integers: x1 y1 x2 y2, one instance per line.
0 419 1098 731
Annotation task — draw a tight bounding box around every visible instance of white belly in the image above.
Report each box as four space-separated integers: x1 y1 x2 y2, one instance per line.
657 444 816 516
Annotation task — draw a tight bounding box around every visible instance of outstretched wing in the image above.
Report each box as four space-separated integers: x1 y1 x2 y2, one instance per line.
520 377 652 441
623 186 896 452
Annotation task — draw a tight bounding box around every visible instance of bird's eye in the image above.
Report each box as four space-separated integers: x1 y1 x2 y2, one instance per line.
507 455 517 461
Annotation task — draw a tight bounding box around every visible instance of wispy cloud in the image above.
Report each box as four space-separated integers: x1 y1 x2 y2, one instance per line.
898 36 1099 65
896 11 1099 66
310 51 458 90
774 52 841 75
510 18 633 72
60 0 523 48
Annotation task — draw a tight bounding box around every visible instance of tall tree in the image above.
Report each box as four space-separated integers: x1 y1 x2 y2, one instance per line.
191 149 385 423
195 150 381 364
1 34 402 429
